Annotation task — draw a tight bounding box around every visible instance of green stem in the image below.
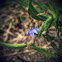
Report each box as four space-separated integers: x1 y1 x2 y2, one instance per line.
36 20 38 28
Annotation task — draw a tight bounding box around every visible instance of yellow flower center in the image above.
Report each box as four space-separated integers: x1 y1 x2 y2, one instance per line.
29 27 31 29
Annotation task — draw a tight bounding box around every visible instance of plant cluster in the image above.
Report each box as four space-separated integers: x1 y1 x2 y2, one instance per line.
0 0 62 61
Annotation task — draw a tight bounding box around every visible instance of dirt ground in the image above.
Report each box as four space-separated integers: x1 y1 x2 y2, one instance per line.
0 1 62 62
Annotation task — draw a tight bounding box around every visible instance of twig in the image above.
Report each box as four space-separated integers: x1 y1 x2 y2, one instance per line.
1 50 35 57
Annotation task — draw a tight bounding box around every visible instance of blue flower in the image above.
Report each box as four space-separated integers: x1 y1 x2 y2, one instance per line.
26 28 39 38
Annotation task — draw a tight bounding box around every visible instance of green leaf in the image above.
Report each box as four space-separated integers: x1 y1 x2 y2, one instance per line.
28 1 49 21
33 0 49 11
15 0 29 7
37 1 49 11
45 17 52 30
56 19 61 48
38 21 45 37
47 0 59 16
38 17 52 37
29 44 56 57
50 42 58 51
59 14 62 22
45 34 58 53
0 42 26 49
45 34 58 51
47 0 56 12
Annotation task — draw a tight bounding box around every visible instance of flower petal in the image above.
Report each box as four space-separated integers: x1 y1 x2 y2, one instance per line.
35 28 40 32
30 32 34 38
26 27 39 37
32 29 38 34
26 31 29 35
31 28 35 30
26 29 31 35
